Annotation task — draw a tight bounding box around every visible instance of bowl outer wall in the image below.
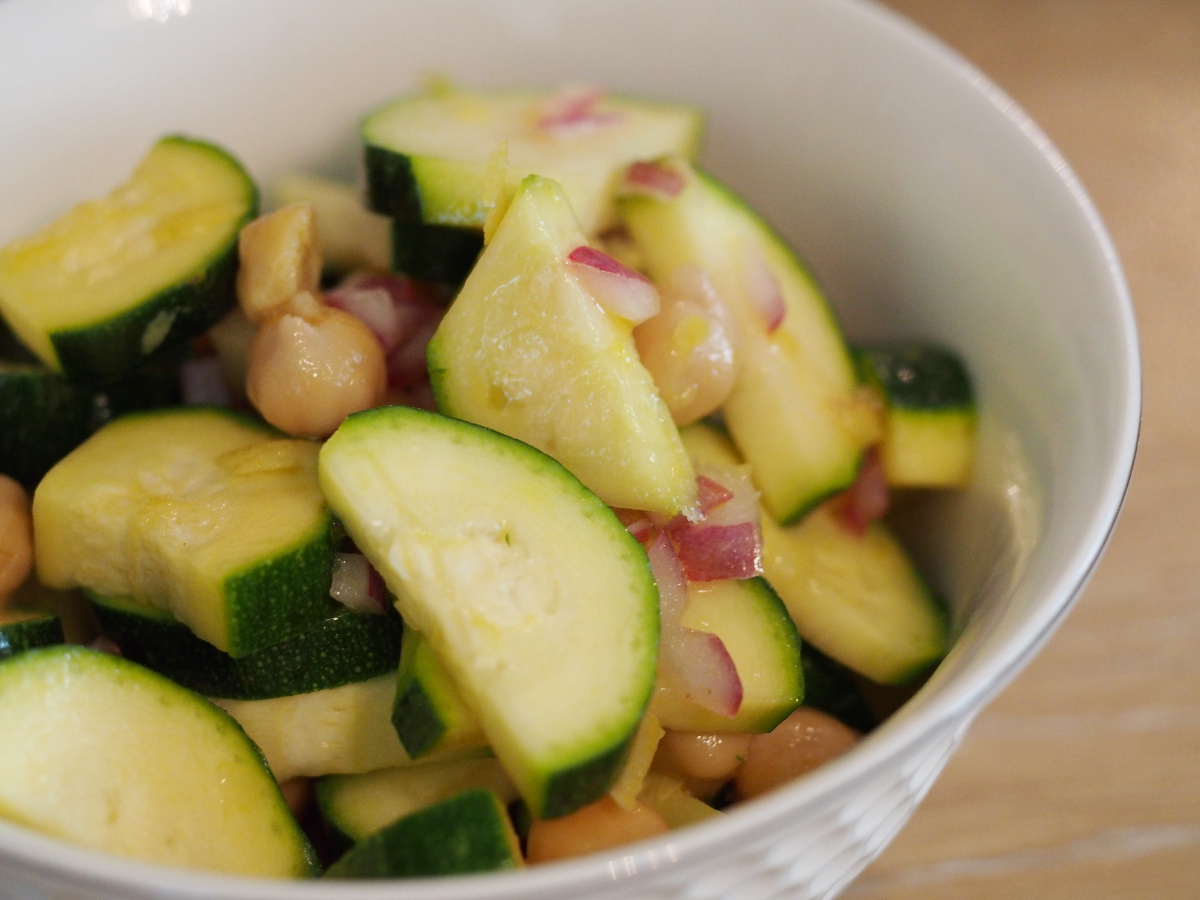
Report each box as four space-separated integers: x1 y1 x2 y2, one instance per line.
0 0 1140 898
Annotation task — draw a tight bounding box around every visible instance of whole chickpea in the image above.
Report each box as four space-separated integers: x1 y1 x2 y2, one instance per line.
525 796 669 864
734 707 861 800
246 291 387 439
0 475 34 604
654 730 751 781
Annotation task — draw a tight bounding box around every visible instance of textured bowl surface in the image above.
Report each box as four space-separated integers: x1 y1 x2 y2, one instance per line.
0 0 1139 898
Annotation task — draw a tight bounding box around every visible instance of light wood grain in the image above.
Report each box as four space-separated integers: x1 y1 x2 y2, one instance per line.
845 2 1200 898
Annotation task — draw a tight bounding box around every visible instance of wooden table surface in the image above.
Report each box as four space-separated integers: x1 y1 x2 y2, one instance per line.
842 3 1200 898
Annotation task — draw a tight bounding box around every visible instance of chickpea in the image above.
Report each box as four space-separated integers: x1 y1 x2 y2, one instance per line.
633 266 737 426
236 203 323 323
525 796 669 864
653 730 751 783
734 708 861 800
0 475 34 604
246 292 387 438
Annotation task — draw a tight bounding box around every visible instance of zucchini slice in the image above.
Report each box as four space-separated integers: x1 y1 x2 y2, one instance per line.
89 591 401 700
0 608 64 658
761 506 947 685
0 136 257 384
392 627 487 760
32 406 335 657
324 789 522 879
619 159 881 523
362 85 702 282
317 757 516 846
319 405 660 819
680 419 944 687
649 577 804 734
428 174 697 518
0 646 317 876
854 344 976 488
214 672 416 782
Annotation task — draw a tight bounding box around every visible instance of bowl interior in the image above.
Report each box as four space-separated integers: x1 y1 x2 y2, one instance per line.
0 0 1139 897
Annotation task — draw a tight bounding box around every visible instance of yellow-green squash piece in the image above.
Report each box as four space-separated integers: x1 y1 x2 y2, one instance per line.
620 159 881 523
428 174 697 517
319 405 659 818
32 406 335 657
0 645 317 876
0 136 256 384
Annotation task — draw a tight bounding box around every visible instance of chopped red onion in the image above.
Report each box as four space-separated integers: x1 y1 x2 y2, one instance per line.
660 623 743 717
179 355 236 407
624 160 685 199
567 245 660 324
535 85 622 136
741 243 786 333
329 552 386 614
834 447 890 536
645 530 688 624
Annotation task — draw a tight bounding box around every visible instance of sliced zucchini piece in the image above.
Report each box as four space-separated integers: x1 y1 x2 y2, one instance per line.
324 789 522 879
650 577 804 733
319 405 660 819
680 419 941 690
317 757 516 846
363 85 702 280
619 159 880 523
0 608 64 658
89 591 401 700
854 344 976 488
0 136 256 384
32 406 335 657
0 646 317 876
213 672 415 782
392 627 486 759
429 174 697 517
761 506 947 685
0 353 180 490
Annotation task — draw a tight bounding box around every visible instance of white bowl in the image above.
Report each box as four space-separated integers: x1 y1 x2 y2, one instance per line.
0 1 1139 898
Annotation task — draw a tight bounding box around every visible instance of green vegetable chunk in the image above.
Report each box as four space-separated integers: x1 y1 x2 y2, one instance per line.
324 789 521 879
33 406 335 657
0 136 257 384
0 646 317 876
319 406 659 818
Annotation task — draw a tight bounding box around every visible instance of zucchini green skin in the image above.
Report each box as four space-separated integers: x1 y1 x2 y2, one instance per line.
52 243 240 386
0 609 64 659
0 136 258 385
316 757 515 848
33 406 337 658
854 344 974 412
762 507 948 685
323 789 520 879
362 144 484 285
391 627 485 759
853 344 976 488
650 577 805 734
389 219 483 284
89 592 401 700
619 160 874 524
0 353 181 490
362 88 703 284
320 405 661 820
0 645 319 877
